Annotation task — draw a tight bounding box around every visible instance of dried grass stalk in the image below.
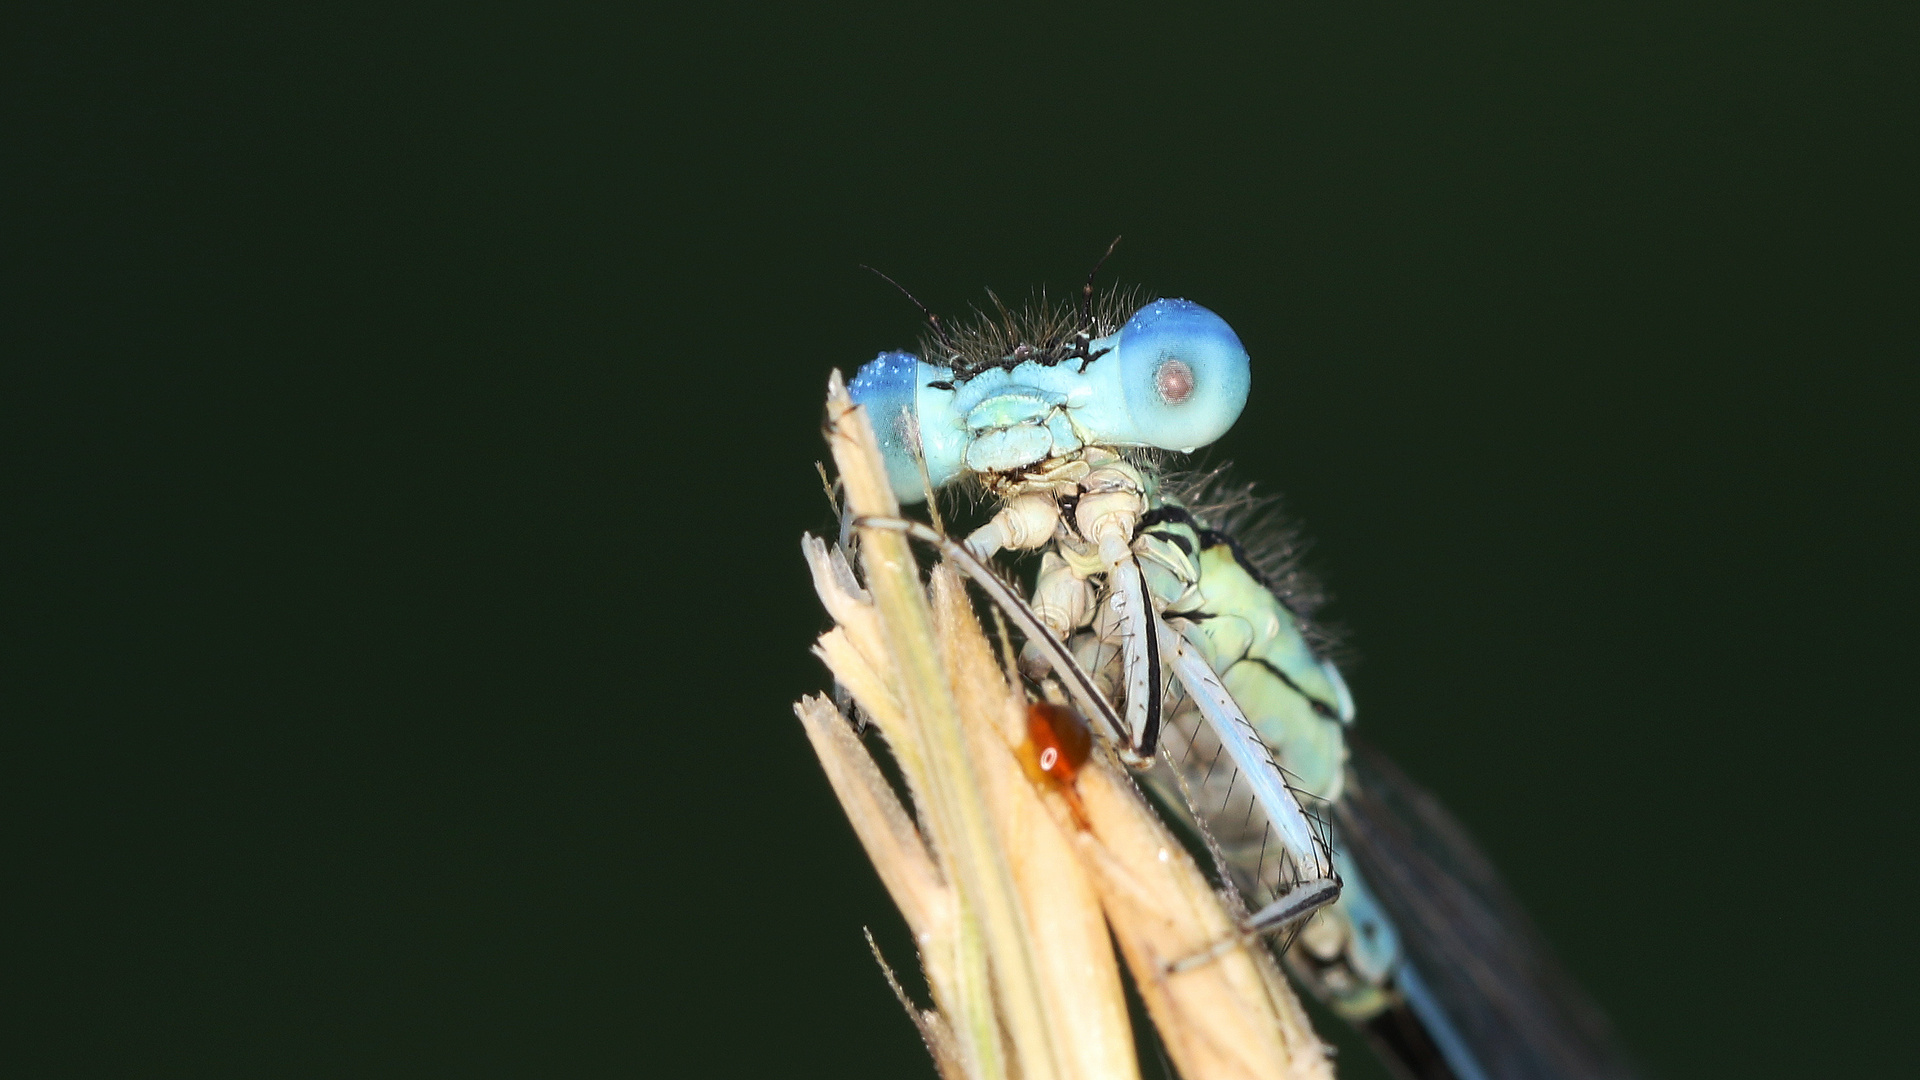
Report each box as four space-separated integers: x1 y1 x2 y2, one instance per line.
797 372 1333 1080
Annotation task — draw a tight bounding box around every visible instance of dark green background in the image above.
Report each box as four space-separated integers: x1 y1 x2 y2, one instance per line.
12 4 1913 1077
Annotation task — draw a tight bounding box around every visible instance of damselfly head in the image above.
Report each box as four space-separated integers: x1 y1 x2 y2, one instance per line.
847 292 1253 505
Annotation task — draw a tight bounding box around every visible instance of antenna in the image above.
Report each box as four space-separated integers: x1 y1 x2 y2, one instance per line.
1079 235 1124 327
859 264 957 356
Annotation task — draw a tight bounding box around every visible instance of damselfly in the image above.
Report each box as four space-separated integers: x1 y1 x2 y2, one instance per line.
843 262 1639 1080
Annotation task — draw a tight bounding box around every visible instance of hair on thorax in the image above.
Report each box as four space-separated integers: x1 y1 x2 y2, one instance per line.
1159 463 1349 663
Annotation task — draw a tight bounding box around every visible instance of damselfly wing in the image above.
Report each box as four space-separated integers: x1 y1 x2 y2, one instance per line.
1334 739 1638 1080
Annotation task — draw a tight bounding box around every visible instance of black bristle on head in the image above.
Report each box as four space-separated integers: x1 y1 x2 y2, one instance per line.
923 283 1148 382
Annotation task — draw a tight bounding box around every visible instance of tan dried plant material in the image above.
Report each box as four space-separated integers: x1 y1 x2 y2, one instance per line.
796 371 1334 1080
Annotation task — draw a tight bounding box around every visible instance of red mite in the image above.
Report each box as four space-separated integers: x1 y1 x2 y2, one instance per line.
1024 702 1094 827
1026 702 1093 782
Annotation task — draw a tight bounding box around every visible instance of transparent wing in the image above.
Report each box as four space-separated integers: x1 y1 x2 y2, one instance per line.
1336 739 1641 1080
1147 668 1335 921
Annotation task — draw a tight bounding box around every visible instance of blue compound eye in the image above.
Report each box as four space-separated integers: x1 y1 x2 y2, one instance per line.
846 350 929 502
1112 298 1251 451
